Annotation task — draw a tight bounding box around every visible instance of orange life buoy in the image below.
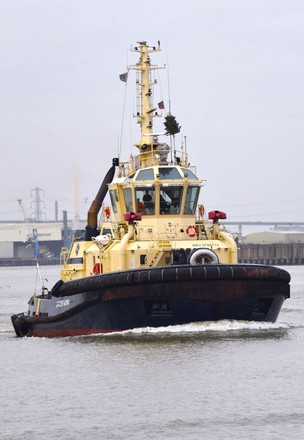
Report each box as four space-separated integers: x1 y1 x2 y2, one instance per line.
186 225 198 237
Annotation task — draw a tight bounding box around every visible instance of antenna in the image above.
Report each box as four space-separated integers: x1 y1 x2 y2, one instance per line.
72 163 79 223
165 41 172 114
118 71 129 159
164 41 174 163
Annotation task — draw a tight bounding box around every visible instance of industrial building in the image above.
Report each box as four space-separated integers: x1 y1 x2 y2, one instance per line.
243 230 304 244
0 220 80 265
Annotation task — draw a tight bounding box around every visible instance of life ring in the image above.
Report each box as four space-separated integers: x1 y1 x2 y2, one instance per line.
186 225 198 237
188 248 219 265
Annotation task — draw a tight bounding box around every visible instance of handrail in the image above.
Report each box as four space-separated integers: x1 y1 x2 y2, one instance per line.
144 232 174 267
118 149 190 177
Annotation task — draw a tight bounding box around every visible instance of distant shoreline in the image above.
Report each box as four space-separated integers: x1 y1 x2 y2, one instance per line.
1 243 304 266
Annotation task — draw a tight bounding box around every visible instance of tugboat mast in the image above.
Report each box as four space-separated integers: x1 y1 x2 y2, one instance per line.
129 41 162 150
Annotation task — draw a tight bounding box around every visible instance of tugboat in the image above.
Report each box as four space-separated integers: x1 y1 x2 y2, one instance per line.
11 41 290 337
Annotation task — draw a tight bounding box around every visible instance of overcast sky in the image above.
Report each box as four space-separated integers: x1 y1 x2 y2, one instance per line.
0 0 303 226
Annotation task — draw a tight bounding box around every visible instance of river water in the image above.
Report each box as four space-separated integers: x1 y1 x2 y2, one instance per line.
1 265 303 440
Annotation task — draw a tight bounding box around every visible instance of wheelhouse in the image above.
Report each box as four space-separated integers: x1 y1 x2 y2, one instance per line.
108 165 202 220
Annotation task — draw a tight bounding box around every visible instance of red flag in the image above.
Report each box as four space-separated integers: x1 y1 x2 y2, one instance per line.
158 101 165 109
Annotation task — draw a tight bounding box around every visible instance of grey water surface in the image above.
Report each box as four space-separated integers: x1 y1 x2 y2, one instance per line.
1 265 303 440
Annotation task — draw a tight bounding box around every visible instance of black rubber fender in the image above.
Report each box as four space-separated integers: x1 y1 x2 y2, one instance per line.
50 279 64 295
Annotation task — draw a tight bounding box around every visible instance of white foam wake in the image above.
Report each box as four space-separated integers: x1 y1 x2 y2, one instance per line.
106 320 290 336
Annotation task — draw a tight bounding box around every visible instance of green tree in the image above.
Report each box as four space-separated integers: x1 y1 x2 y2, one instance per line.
164 113 181 136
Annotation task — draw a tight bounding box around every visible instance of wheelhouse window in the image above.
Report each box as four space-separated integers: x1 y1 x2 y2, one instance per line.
123 187 133 212
124 173 135 182
158 167 182 180
135 169 154 181
160 185 183 215
109 189 118 213
181 168 199 180
135 187 155 215
184 186 200 214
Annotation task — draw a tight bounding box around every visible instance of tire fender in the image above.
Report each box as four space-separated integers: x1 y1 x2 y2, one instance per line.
188 248 219 265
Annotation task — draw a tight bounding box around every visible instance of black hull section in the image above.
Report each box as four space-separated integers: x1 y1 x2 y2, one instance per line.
11 264 290 337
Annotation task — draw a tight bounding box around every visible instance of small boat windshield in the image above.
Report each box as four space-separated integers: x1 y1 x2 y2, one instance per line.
181 168 199 180
121 184 200 216
160 185 183 214
109 189 119 213
158 167 182 180
184 186 200 214
123 188 133 212
135 169 154 181
135 188 155 215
